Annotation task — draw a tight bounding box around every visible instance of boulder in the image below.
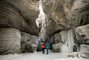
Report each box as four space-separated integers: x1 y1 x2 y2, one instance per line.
80 44 89 59
52 43 62 52
75 24 89 58
21 32 39 53
53 33 61 44
21 32 32 53
30 35 39 52
0 28 21 54
75 24 89 43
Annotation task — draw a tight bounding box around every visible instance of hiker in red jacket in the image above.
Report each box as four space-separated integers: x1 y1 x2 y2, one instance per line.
41 42 45 54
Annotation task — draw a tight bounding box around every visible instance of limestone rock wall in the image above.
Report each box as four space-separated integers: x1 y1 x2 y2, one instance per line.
0 0 89 56
39 0 89 31
0 0 39 35
0 0 89 36
53 33 61 44
0 28 21 54
75 24 89 58
21 32 39 53
52 43 62 53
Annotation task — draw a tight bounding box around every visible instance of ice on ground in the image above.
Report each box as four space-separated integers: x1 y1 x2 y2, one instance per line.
54 58 79 60
0 52 88 60
0 52 64 60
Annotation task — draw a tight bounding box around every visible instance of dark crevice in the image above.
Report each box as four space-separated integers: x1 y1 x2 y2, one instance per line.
47 29 62 38
79 14 89 26
79 4 89 13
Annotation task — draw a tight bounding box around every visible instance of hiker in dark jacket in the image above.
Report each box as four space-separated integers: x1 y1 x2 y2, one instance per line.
46 42 50 54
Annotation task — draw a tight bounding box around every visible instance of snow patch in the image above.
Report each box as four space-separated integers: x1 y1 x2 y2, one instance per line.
54 57 80 60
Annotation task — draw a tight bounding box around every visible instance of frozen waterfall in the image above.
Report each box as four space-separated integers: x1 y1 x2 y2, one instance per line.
35 0 45 28
35 0 48 39
60 30 74 55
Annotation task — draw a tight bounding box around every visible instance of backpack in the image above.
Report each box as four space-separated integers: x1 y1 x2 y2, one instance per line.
46 43 50 49
41 44 45 48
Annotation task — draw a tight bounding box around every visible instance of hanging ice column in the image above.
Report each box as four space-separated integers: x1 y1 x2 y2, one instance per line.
60 31 68 55
35 0 47 39
60 30 74 55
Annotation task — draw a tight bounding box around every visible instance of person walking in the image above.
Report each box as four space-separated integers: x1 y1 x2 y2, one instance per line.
41 42 45 54
46 42 50 54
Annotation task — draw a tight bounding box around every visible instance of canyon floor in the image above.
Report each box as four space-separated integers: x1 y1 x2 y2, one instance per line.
0 51 87 60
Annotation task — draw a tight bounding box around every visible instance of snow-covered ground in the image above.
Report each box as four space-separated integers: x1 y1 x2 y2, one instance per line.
0 52 88 60
0 52 63 60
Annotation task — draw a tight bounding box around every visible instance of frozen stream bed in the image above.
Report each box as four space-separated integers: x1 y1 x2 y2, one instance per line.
0 52 88 60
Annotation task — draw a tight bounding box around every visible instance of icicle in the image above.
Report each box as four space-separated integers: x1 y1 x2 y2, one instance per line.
60 31 69 55
35 0 46 28
35 0 47 39
60 30 74 55
67 30 74 53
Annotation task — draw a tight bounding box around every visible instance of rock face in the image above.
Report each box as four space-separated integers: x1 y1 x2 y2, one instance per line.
75 24 89 58
0 0 89 36
80 44 89 59
53 33 61 44
75 24 89 42
0 0 89 56
0 0 39 35
21 32 39 53
37 0 89 37
30 35 39 52
52 43 62 52
36 0 89 57
68 0 89 26
0 28 21 54
52 33 62 52
21 32 32 52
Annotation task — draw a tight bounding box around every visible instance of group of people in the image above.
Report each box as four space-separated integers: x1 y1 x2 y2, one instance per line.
41 41 50 54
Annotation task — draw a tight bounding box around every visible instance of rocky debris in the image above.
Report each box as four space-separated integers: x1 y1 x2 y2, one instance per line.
52 43 62 52
0 28 21 54
75 24 89 58
67 52 79 58
80 44 89 59
21 32 39 53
